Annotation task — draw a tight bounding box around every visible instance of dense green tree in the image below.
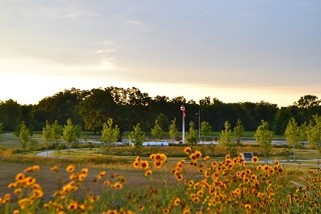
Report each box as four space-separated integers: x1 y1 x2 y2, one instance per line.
0 99 22 131
128 123 145 151
19 122 30 150
33 88 82 128
294 95 320 109
63 119 81 154
101 118 120 149
186 121 198 146
169 118 178 143
200 121 212 141
233 119 244 144
78 88 116 133
284 118 301 160
219 121 236 156
151 118 164 140
199 96 211 106
255 120 273 162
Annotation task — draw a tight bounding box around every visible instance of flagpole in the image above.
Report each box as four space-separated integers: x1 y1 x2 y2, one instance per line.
180 105 185 144
198 109 200 142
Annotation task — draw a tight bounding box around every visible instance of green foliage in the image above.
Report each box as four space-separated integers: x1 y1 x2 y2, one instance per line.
0 122 4 136
186 121 198 146
219 121 236 156
200 121 212 141
169 118 178 142
28 139 39 150
307 115 321 155
233 119 244 144
255 120 273 161
19 122 30 150
128 123 145 150
151 118 164 140
63 119 81 153
155 113 169 131
0 99 22 131
101 118 120 148
42 120 62 155
285 118 301 160
294 95 320 108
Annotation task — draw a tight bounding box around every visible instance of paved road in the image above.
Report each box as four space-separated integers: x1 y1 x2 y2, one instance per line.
36 149 78 157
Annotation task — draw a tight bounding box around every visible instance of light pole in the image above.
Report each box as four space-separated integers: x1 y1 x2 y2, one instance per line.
180 105 186 144
198 109 200 142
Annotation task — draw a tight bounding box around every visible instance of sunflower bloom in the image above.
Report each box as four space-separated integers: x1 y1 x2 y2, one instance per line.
24 177 36 186
184 147 192 154
245 202 251 210
145 170 152 176
140 160 149 170
50 165 59 172
66 165 75 173
113 182 123 189
173 197 180 206
97 171 106 179
67 201 78 210
251 156 259 163
15 173 25 181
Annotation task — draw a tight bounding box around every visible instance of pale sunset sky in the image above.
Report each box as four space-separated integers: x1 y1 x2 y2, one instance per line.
0 0 320 107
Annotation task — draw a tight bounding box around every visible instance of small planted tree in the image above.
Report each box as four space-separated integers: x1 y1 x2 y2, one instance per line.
186 121 198 146
284 118 301 161
255 120 273 162
0 122 4 136
101 118 120 150
307 115 321 161
200 121 212 142
219 121 236 156
42 121 53 157
169 118 178 143
233 119 244 145
43 120 62 156
151 118 164 141
19 122 30 150
128 123 145 153
63 119 80 155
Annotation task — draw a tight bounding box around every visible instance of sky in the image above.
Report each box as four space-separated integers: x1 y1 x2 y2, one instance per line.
0 0 320 107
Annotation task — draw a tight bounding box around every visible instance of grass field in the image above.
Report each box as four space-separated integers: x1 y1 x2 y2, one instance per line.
2 132 321 213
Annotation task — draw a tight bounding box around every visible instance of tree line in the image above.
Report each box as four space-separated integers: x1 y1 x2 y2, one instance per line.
0 86 320 137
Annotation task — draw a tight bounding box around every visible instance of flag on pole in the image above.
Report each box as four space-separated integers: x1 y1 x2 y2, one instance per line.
180 105 186 118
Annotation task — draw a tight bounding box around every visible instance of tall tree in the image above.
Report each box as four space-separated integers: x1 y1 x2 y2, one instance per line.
219 121 236 156
101 118 120 149
255 120 273 162
19 122 30 150
284 118 301 161
0 99 22 131
33 88 82 127
78 88 116 134
294 95 320 109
